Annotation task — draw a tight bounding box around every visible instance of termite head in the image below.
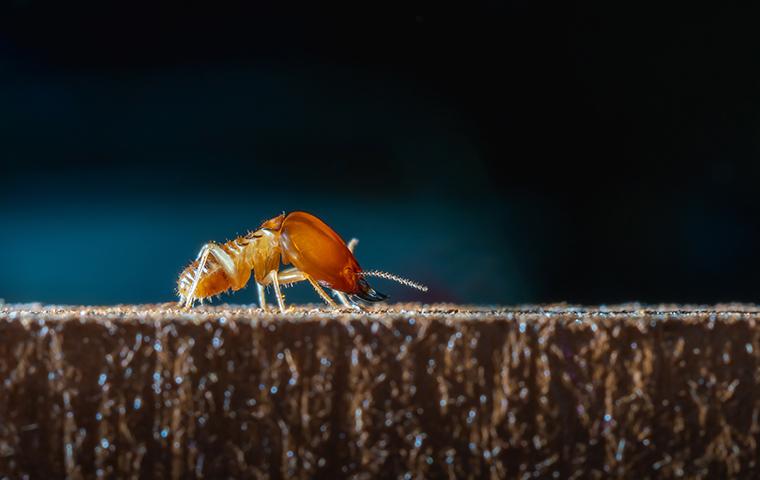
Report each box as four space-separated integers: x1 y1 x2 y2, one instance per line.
276 210 429 304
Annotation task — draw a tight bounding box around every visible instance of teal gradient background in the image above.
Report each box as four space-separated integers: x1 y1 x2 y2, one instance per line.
3 2 760 305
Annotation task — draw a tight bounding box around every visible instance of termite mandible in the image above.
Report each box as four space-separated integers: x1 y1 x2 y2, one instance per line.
176 211 428 311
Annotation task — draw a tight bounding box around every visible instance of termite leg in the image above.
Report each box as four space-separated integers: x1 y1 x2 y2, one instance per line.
185 245 211 308
185 252 207 307
277 268 306 285
333 290 363 311
184 242 237 308
269 271 286 313
306 275 338 308
257 282 267 311
336 238 361 309
277 270 360 310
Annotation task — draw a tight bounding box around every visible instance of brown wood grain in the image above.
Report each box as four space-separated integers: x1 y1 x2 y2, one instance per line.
1 303 758 478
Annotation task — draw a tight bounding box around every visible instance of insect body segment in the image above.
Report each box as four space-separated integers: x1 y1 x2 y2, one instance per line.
278 212 382 301
178 241 247 304
177 211 427 311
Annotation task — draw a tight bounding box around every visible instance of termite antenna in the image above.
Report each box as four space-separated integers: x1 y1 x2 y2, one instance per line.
359 270 429 292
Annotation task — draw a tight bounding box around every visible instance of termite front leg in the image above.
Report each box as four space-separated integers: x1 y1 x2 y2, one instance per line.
275 268 335 308
305 275 338 308
333 290 362 310
277 268 306 285
276 269 354 309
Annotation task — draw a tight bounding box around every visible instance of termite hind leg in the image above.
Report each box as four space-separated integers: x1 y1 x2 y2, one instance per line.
183 241 238 309
257 282 267 311
268 271 287 314
184 244 213 308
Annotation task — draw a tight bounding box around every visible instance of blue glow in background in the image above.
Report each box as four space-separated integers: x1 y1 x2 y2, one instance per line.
0 67 521 305
3 3 760 305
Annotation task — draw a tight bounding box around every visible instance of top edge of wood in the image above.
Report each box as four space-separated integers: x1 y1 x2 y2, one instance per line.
3 302 760 321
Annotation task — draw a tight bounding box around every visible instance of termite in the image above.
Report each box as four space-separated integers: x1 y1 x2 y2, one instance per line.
176 211 428 311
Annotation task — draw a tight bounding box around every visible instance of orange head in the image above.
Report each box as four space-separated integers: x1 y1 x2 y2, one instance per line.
277 211 388 301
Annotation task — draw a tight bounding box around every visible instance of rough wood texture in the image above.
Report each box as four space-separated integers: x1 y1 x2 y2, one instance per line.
1 303 759 479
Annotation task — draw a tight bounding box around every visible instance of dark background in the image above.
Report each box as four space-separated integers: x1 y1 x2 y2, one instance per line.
2 2 760 306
